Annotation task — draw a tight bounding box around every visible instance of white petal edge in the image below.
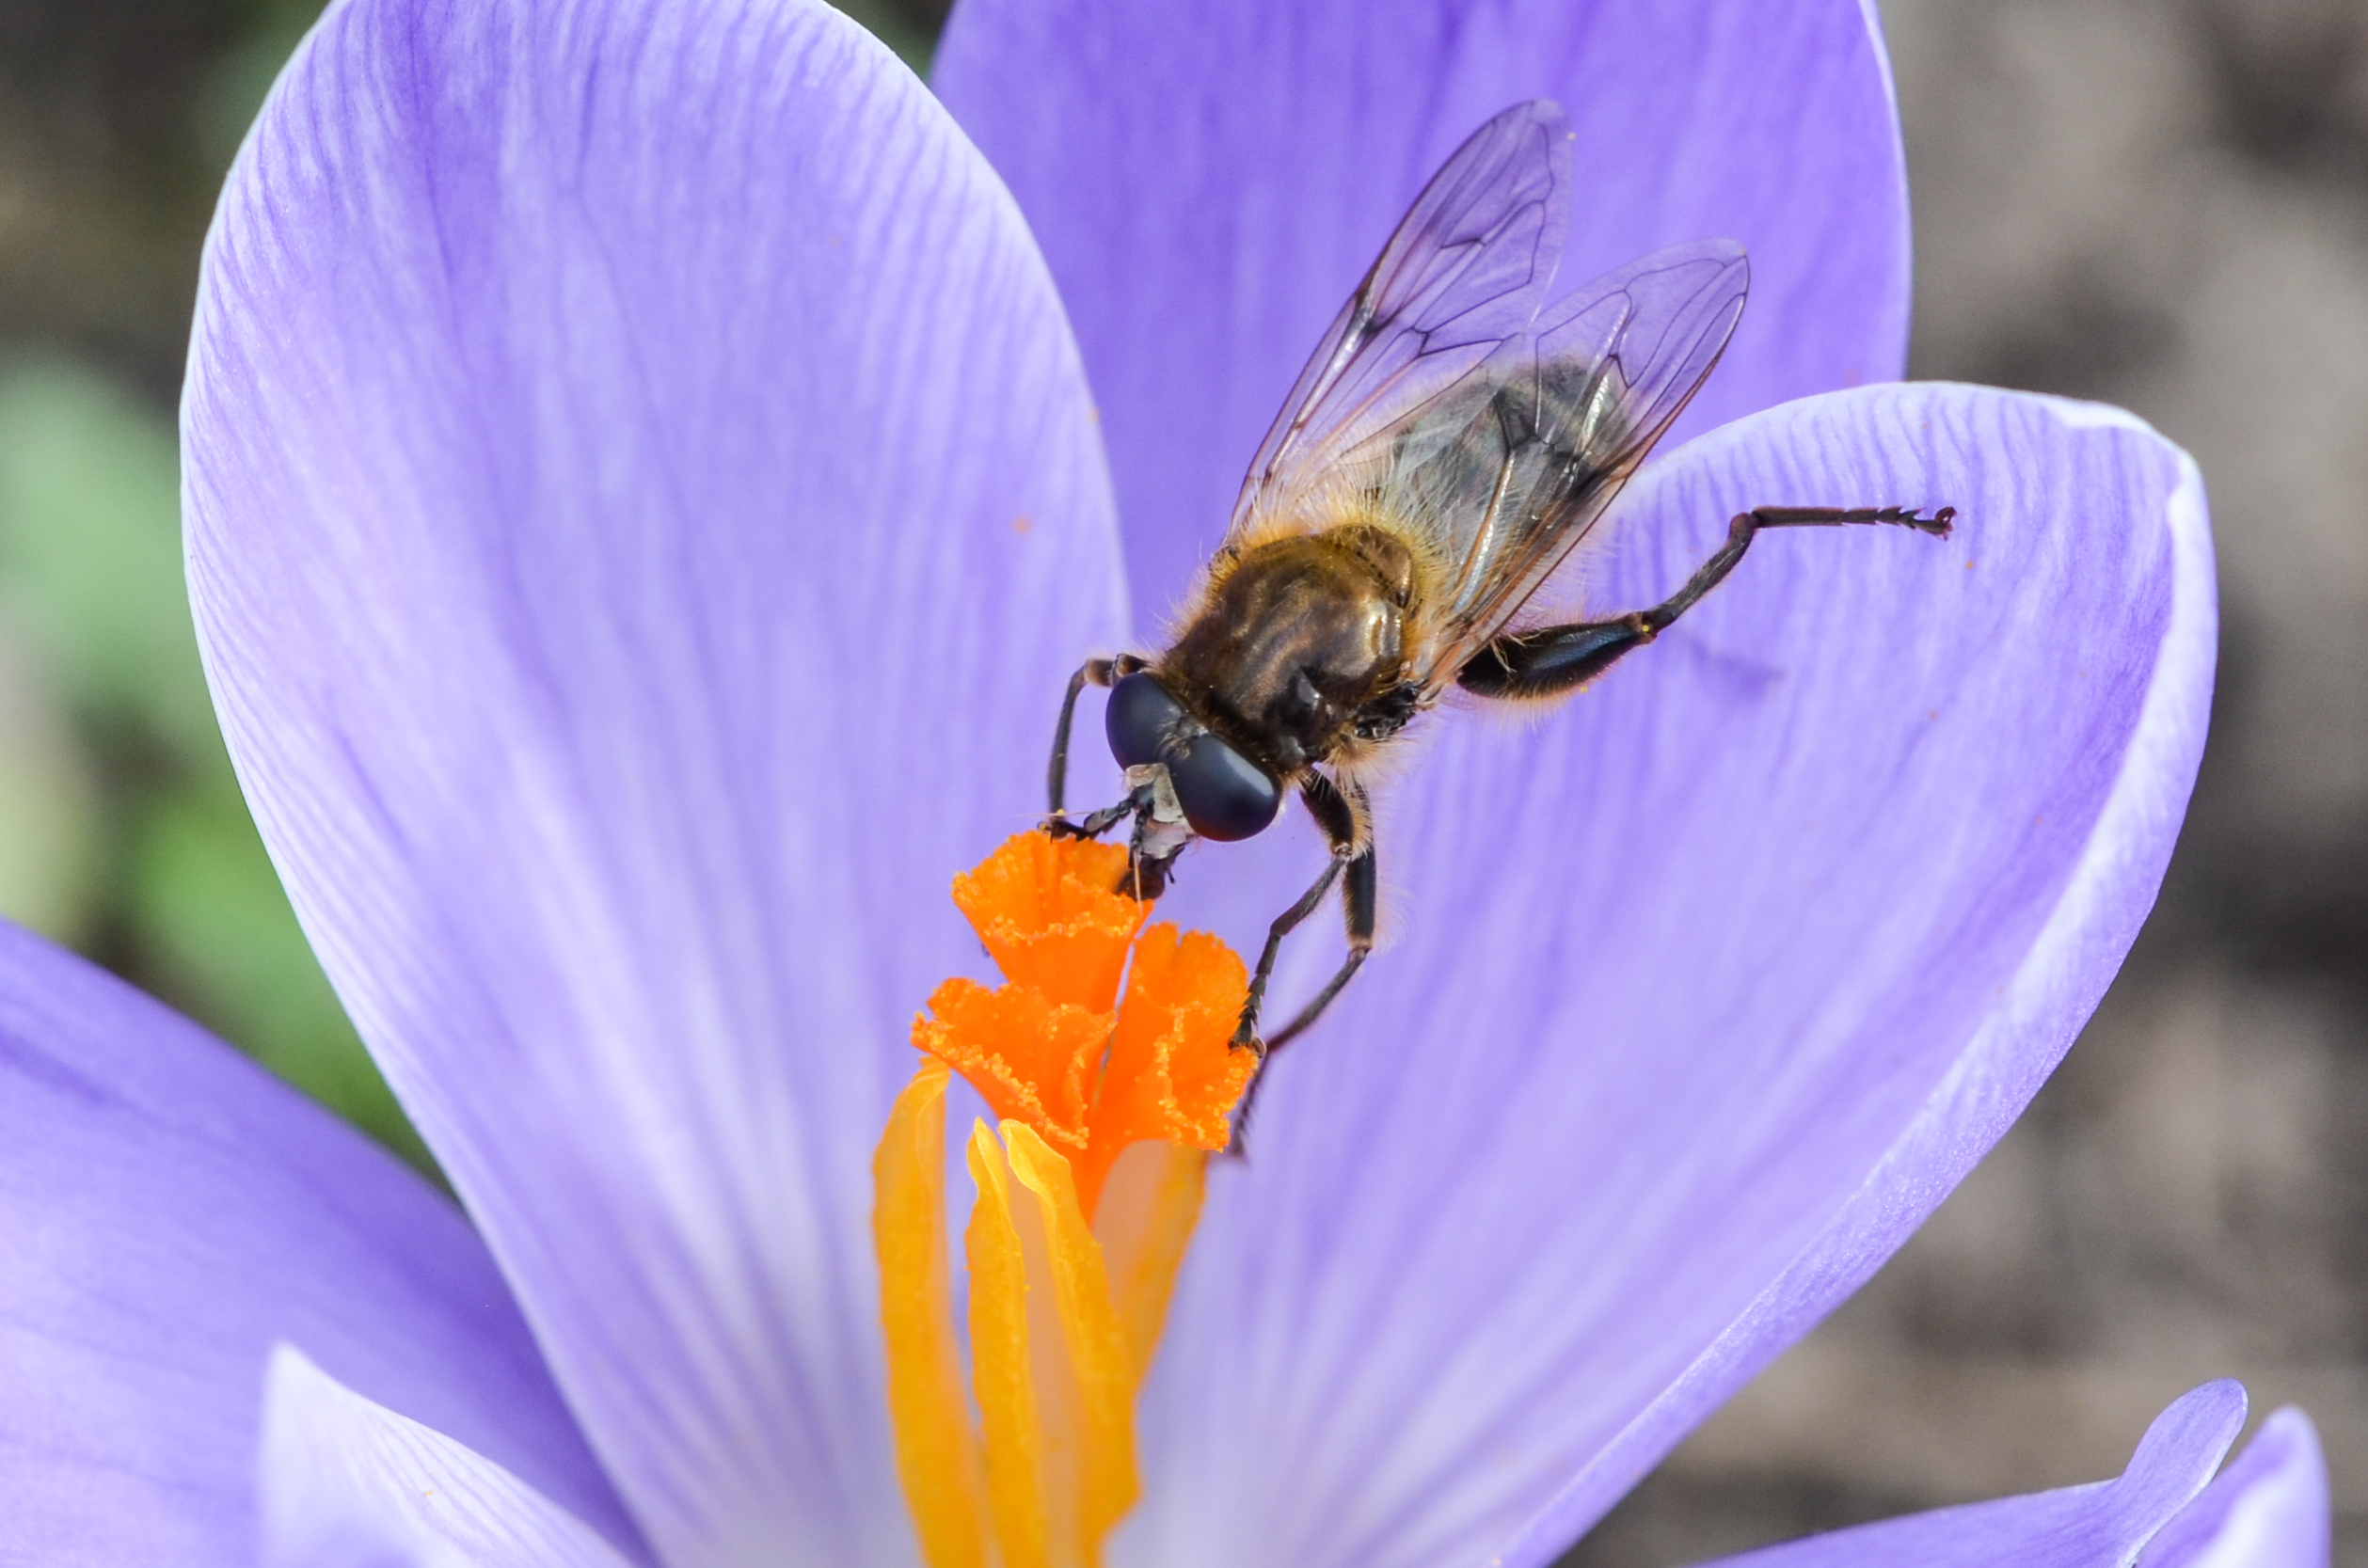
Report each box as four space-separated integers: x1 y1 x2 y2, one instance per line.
261 1347 638 1568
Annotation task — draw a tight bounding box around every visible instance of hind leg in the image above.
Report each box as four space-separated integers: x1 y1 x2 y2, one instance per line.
1456 506 1954 699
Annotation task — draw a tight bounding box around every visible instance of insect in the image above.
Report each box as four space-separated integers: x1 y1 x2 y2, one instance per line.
1045 99 1952 1091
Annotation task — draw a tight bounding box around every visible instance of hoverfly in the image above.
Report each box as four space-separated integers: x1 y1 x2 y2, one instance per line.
1045 100 1951 1089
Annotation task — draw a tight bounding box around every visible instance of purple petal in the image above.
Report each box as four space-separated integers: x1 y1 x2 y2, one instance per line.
936 0 1909 618
1125 385 2213 1568
262 1348 638 1568
0 924 630 1565
183 0 1120 1562
2139 1409 2332 1568
1695 1380 2246 1568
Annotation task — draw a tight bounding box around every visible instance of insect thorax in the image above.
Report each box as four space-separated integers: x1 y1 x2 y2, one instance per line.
1158 526 1422 777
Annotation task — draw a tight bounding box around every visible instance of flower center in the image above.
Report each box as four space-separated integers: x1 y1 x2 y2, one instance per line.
872 830 1254 1568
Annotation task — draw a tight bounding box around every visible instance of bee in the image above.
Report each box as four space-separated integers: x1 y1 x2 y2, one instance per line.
1045 99 1951 1085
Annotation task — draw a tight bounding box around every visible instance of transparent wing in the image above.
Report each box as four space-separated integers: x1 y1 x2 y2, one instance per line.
1370 239 1752 691
1224 100 1574 545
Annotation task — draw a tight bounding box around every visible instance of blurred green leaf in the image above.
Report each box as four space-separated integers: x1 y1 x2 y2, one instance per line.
0 627 102 942
0 356 438 1181
830 0 936 73
197 2 325 171
0 359 218 761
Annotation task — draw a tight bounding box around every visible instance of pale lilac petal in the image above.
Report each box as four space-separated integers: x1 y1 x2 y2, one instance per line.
936 0 1909 617
0 924 630 1565
1127 385 2212 1568
1696 1380 2245 1568
2139 1409 2332 1568
262 1348 638 1568
183 0 1120 1562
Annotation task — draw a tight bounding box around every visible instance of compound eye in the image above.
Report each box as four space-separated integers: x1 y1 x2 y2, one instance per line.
1105 670 1186 768
1169 730 1282 842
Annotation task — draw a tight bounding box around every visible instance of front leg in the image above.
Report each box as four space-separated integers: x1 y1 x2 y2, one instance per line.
1456 505 1953 700
1045 654 1145 820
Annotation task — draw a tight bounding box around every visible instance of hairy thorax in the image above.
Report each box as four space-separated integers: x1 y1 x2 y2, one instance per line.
1158 525 1422 776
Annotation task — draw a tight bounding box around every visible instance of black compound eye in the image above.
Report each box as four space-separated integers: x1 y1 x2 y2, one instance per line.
1169 729 1281 841
1105 670 1185 768
1105 671 1281 841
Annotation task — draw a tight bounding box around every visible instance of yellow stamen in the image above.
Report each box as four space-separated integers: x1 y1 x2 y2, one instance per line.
872 1061 989 1568
965 1124 1053 1568
1004 1123 1139 1550
873 831 1253 1568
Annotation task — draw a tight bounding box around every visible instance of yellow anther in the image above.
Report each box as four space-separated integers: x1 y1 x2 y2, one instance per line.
872 1062 988 1568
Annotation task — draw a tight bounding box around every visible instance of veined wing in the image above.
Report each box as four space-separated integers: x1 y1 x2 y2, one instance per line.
1224 100 1574 546
1376 239 1751 693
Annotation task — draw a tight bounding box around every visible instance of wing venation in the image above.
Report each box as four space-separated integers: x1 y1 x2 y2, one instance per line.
1389 240 1751 689
1224 100 1574 546
1209 103 1750 705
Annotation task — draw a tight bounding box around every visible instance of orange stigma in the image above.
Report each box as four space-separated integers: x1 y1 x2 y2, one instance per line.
873 830 1253 1568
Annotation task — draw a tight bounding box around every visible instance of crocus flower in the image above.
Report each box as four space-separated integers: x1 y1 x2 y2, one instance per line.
0 0 2332 1562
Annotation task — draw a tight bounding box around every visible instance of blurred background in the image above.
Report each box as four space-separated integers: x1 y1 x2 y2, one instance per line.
0 0 2357 1560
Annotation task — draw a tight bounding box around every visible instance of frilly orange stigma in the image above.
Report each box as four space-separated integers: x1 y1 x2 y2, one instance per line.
914 830 1251 1216
950 832 1145 1011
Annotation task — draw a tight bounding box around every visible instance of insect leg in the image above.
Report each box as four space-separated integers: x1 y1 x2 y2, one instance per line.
1264 781 1375 1054
1456 505 1955 701
1231 848 1349 1052
1232 772 1368 1048
1074 784 1151 840
1047 654 1146 820
1229 778 1374 1149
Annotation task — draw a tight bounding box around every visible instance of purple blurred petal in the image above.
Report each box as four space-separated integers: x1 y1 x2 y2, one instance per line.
1124 385 2213 1568
2139 1409 2332 1568
1696 1380 2246 1568
262 1348 637 1568
936 0 1909 619
0 925 629 1565
183 0 1120 1562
